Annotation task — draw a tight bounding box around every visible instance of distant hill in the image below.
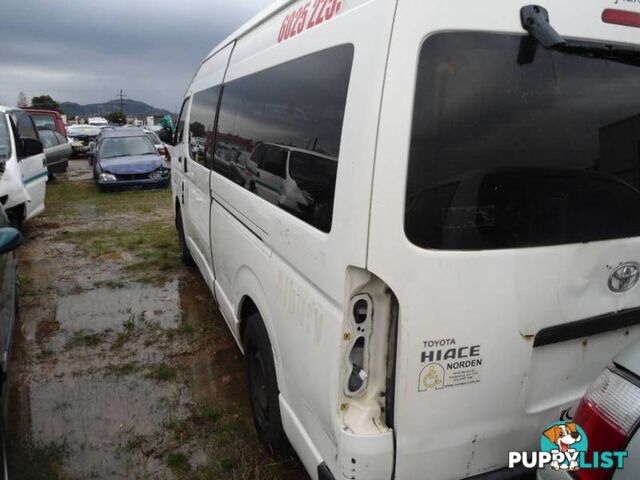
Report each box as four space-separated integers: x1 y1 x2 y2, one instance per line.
60 99 172 118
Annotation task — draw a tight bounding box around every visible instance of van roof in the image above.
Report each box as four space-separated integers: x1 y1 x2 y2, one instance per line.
203 0 292 61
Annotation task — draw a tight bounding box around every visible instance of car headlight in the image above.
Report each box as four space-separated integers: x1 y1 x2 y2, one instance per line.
149 169 169 179
99 173 116 182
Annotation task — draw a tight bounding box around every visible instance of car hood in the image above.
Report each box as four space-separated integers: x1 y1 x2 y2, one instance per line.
99 155 165 174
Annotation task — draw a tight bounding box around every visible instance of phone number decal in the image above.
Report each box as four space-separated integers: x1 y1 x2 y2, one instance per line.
278 0 343 43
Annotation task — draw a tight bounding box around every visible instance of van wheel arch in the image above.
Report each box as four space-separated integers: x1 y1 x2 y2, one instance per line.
238 295 259 342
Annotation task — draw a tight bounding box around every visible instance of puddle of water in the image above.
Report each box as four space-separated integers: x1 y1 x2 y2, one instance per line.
56 281 181 332
9 159 308 479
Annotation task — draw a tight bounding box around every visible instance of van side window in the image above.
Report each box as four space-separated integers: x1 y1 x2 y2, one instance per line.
215 44 354 232
174 98 189 145
189 86 221 167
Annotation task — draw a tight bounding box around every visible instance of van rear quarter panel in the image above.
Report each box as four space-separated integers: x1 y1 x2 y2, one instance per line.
370 1 640 479
207 0 398 475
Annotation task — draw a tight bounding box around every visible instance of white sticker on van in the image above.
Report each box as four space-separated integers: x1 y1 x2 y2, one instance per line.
278 0 343 43
418 338 483 392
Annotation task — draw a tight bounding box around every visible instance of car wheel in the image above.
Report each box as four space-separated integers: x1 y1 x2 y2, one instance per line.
176 207 194 266
243 313 289 457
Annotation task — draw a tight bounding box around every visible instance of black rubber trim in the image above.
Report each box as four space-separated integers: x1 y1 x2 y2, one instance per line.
533 307 640 348
465 465 535 480
211 195 263 243
317 462 336 480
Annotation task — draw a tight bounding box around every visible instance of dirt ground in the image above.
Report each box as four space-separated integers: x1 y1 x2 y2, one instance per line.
8 159 308 480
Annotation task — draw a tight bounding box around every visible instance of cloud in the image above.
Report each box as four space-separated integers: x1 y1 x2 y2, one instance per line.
0 0 272 111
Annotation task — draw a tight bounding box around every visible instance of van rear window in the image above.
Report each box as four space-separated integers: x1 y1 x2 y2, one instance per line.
405 32 640 250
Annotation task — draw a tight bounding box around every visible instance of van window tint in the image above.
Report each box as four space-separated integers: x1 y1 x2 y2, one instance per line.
215 44 354 232
405 32 640 250
189 86 220 167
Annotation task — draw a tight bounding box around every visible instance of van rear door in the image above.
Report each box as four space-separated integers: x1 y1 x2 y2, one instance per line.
369 1 640 478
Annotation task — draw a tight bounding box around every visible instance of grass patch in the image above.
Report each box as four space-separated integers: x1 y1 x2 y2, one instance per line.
18 272 34 292
65 330 107 349
167 451 191 473
145 363 177 382
93 279 127 289
7 439 69 480
190 403 223 426
45 179 171 217
58 220 180 284
177 322 195 335
109 361 141 377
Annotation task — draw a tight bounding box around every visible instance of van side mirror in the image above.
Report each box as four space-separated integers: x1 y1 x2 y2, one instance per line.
0 227 22 254
22 138 43 156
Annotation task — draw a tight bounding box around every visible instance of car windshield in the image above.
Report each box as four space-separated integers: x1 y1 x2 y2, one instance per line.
99 136 156 159
0 116 10 160
145 132 161 144
405 32 640 250
68 126 101 137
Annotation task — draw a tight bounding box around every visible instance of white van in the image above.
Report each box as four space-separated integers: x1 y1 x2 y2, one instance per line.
170 2 640 479
0 106 48 228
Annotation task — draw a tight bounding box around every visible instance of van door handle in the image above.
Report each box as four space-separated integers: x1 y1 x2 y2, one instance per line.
178 157 182 163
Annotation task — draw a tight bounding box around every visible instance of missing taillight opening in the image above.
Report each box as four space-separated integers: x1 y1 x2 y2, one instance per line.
602 8 640 28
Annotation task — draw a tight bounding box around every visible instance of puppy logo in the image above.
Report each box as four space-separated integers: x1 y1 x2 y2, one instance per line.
418 363 444 391
540 422 588 471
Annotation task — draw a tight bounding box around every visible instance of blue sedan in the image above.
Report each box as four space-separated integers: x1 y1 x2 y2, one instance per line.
93 128 170 189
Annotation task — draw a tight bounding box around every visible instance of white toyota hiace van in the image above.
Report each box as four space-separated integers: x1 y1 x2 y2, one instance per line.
0 106 48 228
170 2 640 479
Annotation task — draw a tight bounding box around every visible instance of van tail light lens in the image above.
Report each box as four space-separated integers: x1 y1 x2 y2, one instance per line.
573 368 640 480
602 9 640 28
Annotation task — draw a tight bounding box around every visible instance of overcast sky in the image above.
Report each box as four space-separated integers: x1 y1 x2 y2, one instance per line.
0 0 272 112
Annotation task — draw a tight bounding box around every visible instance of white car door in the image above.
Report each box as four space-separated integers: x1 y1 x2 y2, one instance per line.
10 111 47 221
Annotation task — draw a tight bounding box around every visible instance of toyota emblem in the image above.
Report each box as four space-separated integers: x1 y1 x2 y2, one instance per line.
608 263 640 293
